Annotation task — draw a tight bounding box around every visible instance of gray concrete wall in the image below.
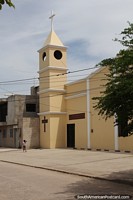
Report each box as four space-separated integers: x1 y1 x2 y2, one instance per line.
22 117 40 149
6 95 25 125
0 92 39 149
0 126 20 148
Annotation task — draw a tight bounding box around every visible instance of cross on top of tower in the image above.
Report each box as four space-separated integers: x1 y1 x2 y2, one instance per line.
49 10 55 31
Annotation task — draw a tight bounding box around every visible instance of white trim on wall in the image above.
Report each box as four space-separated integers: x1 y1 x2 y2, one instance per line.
86 79 91 149
38 66 67 73
38 111 67 115
38 88 66 94
114 115 119 151
65 92 86 100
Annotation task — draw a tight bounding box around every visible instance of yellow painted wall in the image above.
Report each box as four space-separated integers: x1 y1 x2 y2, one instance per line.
89 67 115 150
39 92 66 113
119 135 133 151
66 117 87 149
39 93 49 112
40 115 50 148
39 47 49 70
39 69 67 90
67 96 86 114
40 114 66 149
39 70 50 90
49 94 66 112
49 71 67 89
39 69 67 91
39 46 67 69
49 47 67 68
66 80 86 97
50 115 66 148
89 67 133 151
90 112 114 149
66 80 87 149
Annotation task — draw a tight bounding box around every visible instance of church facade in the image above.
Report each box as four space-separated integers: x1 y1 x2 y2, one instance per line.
38 19 133 152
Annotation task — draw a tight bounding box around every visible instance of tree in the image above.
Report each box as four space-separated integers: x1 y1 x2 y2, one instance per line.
93 22 133 137
0 0 15 10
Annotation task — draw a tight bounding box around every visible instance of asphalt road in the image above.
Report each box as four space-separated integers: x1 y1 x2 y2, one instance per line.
0 162 132 200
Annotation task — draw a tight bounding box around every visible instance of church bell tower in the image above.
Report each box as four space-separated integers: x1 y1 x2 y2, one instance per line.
38 12 67 148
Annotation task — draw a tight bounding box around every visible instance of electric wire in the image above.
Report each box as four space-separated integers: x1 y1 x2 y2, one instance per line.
2 86 105 103
0 65 101 84
0 65 108 97
0 86 105 114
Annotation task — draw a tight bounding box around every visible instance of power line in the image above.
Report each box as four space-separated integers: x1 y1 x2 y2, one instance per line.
0 77 37 84
0 74 107 86
2 86 105 103
0 87 105 114
0 65 100 84
0 77 106 96
0 65 107 97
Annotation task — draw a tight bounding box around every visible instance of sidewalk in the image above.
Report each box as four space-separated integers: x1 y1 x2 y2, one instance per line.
0 148 133 185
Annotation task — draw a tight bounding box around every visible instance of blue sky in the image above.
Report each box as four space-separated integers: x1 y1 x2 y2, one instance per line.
0 0 133 97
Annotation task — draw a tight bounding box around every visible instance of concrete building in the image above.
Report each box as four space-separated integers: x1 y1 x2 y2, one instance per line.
0 87 39 149
38 15 133 152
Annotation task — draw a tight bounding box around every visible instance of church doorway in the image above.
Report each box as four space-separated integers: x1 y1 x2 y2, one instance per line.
67 124 75 148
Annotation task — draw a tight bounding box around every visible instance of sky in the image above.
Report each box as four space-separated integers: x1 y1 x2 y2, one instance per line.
0 0 133 97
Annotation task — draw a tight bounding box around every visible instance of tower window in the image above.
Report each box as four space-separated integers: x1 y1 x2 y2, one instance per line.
54 50 62 60
42 52 47 61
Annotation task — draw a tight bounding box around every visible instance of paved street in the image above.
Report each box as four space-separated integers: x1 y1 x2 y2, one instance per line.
0 162 133 200
0 148 133 185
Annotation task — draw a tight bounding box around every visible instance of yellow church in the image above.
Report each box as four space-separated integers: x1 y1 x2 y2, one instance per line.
38 14 133 152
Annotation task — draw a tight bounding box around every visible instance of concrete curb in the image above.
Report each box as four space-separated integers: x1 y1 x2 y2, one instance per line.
0 150 20 153
0 159 132 187
70 148 133 154
0 148 132 154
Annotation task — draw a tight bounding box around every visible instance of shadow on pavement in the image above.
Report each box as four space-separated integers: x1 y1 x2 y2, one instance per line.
106 169 133 186
54 177 133 199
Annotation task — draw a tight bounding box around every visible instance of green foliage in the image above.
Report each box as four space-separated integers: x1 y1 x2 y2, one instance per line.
0 0 15 10
93 22 133 137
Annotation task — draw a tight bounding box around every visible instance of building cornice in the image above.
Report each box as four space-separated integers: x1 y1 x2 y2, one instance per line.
65 92 86 100
65 78 85 86
38 88 66 94
38 66 67 74
38 45 67 53
38 111 67 115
